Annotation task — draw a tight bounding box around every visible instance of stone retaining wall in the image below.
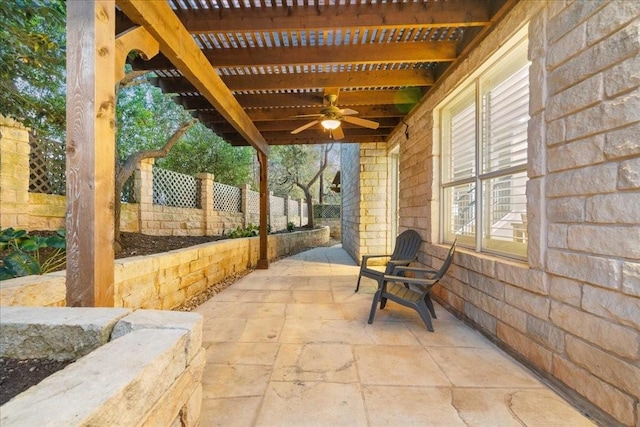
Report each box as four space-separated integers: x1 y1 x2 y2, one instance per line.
0 227 330 309
0 306 204 426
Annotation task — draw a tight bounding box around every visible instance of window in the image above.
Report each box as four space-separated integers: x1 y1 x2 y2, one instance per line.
441 33 529 259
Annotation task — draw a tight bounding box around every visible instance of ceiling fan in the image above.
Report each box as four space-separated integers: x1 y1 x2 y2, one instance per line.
290 94 380 140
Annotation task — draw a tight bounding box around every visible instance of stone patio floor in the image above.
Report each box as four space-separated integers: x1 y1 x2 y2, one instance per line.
195 245 595 426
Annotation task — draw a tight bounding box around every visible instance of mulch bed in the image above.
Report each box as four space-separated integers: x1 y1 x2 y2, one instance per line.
0 358 73 405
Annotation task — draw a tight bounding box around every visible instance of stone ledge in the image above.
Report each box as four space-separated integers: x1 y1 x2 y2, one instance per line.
0 307 204 427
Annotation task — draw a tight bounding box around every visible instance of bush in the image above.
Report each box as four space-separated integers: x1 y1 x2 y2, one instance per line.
0 228 66 280
227 224 259 239
287 222 295 232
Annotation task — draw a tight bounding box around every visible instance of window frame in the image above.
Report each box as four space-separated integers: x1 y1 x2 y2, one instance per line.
439 29 530 260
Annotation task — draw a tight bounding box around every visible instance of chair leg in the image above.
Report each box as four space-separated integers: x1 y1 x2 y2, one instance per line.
355 275 362 293
416 302 435 332
368 290 382 324
425 293 437 319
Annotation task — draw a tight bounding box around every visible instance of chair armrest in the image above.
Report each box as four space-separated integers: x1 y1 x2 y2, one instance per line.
387 259 414 266
361 254 391 267
391 265 438 277
382 274 437 292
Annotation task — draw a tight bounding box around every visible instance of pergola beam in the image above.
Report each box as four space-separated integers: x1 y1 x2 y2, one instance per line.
133 41 457 69
193 105 404 122
116 0 269 155
209 117 401 133
175 1 491 33
151 69 434 93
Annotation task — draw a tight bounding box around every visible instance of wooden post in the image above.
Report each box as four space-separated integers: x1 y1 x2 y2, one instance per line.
66 1 116 307
257 150 269 269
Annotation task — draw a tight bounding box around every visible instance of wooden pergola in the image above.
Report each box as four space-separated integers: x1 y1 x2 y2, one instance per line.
65 0 515 306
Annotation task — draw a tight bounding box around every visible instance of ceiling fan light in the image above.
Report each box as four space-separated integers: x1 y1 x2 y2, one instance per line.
321 119 341 130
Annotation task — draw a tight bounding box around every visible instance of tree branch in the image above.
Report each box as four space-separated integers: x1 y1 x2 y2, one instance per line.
115 119 197 189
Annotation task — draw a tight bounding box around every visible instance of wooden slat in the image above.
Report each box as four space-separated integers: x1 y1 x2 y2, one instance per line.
175 2 491 33
66 0 116 307
116 0 269 155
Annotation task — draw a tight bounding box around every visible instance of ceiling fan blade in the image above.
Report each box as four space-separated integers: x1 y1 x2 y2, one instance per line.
332 126 345 140
291 120 320 134
339 108 359 116
342 115 380 129
291 114 323 119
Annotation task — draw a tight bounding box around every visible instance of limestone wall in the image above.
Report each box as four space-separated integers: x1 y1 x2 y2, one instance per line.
341 142 395 264
0 128 306 236
379 1 639 425
0 227 330 310
0 307 204 426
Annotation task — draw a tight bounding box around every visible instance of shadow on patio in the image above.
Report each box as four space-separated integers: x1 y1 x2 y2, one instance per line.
194 245 594 426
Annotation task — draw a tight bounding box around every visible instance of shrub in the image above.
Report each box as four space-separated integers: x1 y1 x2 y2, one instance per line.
287 222 295 232
0 228 66 280
228 224 259 239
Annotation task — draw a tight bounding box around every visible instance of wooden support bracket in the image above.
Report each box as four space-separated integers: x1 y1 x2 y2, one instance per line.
115 26 159 82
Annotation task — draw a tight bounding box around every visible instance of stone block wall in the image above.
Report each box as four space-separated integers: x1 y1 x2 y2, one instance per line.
0 307 204 426
341 144 361 260
0 124 305 236
0 117 30 230
341 142 394 264
0 227 330 310
377 1 640 425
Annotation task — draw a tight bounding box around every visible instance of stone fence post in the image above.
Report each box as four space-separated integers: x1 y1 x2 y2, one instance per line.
241 183 251 227
284 196 290 226
196 172 214 236
135 158 154 233
0 116 31 229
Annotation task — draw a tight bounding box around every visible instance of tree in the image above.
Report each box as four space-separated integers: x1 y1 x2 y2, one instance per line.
0 0 66 138
158 123 254 187
270 144 334 228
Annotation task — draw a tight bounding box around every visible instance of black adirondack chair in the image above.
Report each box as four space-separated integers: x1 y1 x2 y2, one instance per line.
367 239 457 332
354 229 422 293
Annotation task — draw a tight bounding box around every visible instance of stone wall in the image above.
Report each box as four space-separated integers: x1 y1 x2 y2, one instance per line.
341 144 361 260
0 307 204 426
0 227 330 310
341 142 395 264
378 1 639 425
0 126 305 236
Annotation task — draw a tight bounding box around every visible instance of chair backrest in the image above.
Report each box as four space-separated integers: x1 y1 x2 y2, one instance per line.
434 238 457 280
390 229 422 261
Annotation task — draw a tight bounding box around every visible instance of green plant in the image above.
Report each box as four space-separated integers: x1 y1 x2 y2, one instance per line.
0 228 66 280
287 222 295 232
228 224 260 239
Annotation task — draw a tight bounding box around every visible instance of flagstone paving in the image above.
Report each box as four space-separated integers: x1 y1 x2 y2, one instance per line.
195 245 595 426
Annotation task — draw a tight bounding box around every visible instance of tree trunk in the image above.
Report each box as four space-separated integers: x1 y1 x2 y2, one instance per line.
113 119 196 253
305 190 314 228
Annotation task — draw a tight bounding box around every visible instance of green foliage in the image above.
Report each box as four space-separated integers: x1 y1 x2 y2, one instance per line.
0 0 66 137
287 222 296 232
117 83 254 186
227 224 260 239
158 122 254 187
116 82 193 160
0 228 66 280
